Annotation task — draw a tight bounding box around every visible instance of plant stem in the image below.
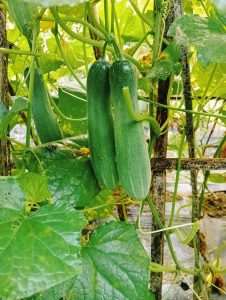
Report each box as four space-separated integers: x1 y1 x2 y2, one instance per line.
141 97 226 120
50 7 143 71
194 64 218 131
110 0 115 33
0 47 39 56
86 2 108 38
129 0 153 29
49 94 87 122
104 0 109 32
83 6 88 74
168 129 186 226
147 195 182 269
25 21 39 149
54 30 86 91
114 7 122 48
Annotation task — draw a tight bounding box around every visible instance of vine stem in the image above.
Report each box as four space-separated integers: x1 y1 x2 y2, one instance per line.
110 0 115 33
54 29 86 91
168 128 186 226
147 195 183 270
194 64 218 131
25 21 39 149
0 47 39 56
50 7 143 71
86 2 108 38
83 6 88 74
140 97 226 120
49 94 87 122
104 0 109 32
129 0 153 29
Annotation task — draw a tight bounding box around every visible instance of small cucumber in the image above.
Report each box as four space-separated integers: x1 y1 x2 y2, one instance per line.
87 59 118 189
25 67 63 143
109 59 151 199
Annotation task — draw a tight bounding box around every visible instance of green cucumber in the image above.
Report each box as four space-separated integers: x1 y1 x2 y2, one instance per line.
8 0 38 40
109 59 151 199
25 67 63 143
87 59 118 189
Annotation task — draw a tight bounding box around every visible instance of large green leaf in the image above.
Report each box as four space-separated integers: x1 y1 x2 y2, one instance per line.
28 147 100 207
58 88 87 136
74 221 154 300
22 0 89 8
168 15 226 65
0 179 87 299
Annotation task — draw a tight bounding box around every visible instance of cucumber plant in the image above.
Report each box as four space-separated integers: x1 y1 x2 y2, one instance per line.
1 1 226 300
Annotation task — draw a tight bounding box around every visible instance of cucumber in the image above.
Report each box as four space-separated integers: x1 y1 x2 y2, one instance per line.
25 67 63 143
87 59 118 189
109 59 151 200
8 0 38 40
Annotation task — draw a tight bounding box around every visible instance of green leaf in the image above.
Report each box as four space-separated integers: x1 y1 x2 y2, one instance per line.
74 221 153 300
0 97 28 138
11 96 28 112
39 54 64 74
0 200 86 299
30 278 75 300
208 173 226 183
22 0 89 8
168 15 226 65
58 88 87 136
18 172 51 204
28 147 100 207
150 42 181 80
138 77 152 94
8 0 38 40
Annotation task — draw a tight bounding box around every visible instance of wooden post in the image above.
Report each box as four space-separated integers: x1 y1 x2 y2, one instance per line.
0 8 11 176
150 6 175 299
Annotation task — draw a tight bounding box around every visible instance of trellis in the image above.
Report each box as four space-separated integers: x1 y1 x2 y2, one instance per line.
149 1 226 299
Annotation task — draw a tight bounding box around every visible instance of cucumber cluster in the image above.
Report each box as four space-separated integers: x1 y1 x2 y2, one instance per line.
87 58 151 200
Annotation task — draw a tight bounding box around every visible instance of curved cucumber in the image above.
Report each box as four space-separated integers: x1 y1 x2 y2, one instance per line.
109 59 151 199
87 59 118 189
25 67 63 143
